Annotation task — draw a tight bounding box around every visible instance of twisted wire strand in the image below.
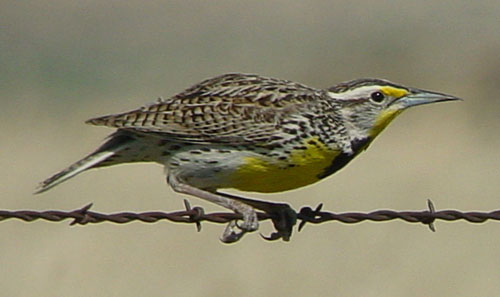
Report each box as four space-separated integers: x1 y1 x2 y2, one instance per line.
1 200 499 232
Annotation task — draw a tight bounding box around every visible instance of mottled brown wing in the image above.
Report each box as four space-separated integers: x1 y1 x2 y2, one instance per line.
86 73 323 145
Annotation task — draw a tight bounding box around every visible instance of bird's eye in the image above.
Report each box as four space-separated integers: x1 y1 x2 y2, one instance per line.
370 91 385 103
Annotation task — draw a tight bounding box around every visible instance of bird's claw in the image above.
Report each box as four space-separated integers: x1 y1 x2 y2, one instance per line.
221 221 246 243
260 231 283 241
261 204 297 242
220 210 258 244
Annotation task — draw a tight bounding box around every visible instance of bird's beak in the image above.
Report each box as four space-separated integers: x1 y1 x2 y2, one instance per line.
393 89 462 109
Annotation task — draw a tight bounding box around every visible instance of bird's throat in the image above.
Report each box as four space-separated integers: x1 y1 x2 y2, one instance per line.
370 109 404 138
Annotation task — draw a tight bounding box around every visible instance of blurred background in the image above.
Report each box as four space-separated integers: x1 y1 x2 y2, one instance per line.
1 1 499 296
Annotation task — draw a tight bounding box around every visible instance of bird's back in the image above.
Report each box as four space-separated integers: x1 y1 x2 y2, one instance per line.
82 73 353 192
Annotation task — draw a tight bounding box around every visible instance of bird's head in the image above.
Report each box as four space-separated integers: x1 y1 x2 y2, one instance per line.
327 78 461 140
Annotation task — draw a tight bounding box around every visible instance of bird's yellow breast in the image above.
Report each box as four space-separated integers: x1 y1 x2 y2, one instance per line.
230 137 340 193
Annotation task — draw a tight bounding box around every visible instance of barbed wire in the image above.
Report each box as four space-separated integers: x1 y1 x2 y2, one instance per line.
1 200 499 237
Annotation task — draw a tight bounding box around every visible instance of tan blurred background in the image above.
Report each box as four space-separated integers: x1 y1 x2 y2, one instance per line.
1 1 500 296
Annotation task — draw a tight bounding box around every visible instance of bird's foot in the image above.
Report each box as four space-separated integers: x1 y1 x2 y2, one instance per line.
220 208 258 243
260 203 297 242
216 191 297 242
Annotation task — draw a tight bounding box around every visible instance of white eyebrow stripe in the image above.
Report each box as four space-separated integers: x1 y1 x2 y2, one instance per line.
327 86 380 100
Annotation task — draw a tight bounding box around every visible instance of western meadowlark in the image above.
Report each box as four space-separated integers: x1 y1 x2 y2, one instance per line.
36 73 460 242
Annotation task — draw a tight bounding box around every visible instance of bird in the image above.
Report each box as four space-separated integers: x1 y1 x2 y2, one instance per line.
35 73 460 242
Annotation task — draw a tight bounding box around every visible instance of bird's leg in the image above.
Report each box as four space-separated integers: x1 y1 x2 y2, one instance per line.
167 175 258 243
216 191 297 241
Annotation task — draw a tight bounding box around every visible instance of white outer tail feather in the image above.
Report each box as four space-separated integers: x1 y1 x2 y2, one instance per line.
34 150 116 194
35 130 139 194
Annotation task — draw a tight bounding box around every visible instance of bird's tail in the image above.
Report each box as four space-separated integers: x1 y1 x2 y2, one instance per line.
34 131 135 194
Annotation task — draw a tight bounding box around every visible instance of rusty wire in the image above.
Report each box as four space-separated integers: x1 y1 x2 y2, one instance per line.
1 200 499 235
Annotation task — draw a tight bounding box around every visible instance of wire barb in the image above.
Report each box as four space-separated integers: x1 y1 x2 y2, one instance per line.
1 201 500 241
298 203 323 232
425 199 436 232
183 199 203 232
